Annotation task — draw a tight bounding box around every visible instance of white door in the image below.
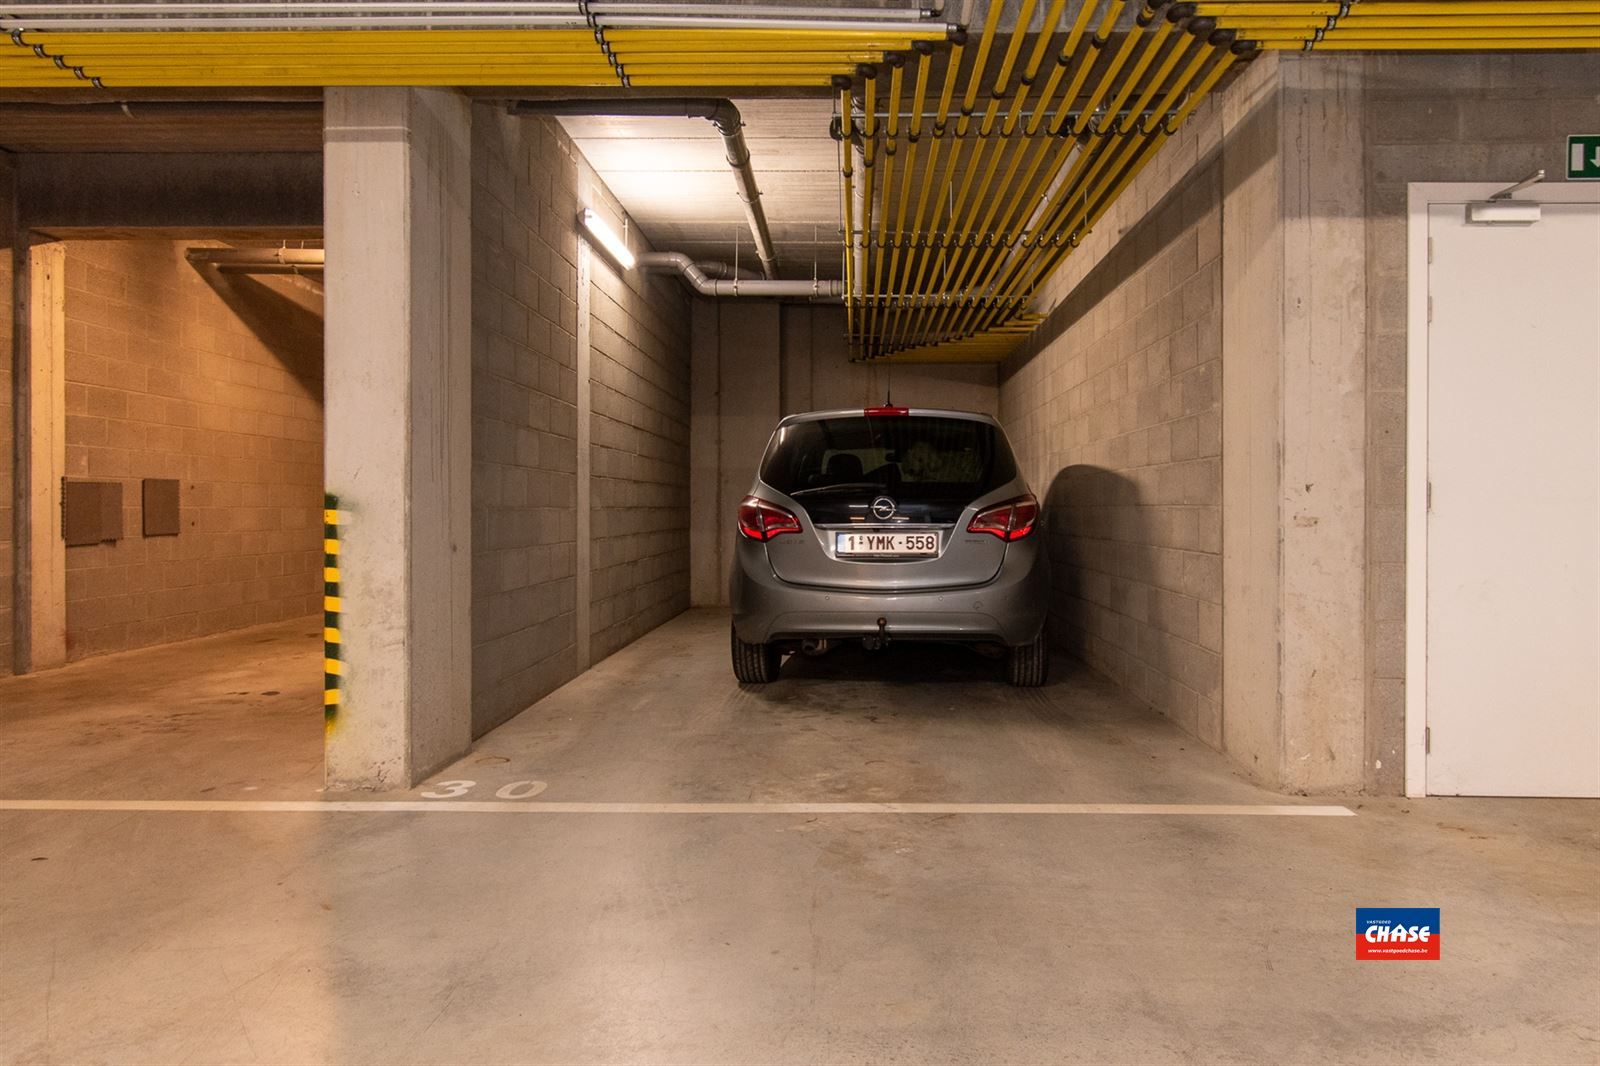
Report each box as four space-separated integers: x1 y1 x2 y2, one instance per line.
1425 199 1600 797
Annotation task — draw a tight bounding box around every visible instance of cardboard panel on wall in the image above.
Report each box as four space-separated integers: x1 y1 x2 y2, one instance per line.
142 478 181 536
62 479 122 546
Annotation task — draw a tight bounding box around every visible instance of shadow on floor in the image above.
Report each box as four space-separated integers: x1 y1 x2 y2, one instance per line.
772 639 1055 686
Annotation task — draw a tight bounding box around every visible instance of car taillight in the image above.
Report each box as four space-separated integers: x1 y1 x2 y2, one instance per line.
863 405 909 416
738 496 802 541
967 493 1039 541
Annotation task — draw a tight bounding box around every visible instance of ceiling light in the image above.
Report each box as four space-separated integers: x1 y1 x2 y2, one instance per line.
578 207 635 270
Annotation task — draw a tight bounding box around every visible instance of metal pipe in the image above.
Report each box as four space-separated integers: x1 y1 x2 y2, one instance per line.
186 246 325 276
638 252 842 300
187 247 323 266
3 0 933 14
511 98 779 279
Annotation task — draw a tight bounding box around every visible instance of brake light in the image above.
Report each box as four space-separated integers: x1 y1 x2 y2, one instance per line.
738 496 802 541
864 405 909 417
967 493 1039 541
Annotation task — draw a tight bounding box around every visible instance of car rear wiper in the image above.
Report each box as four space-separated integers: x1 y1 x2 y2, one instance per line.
789 482 885 497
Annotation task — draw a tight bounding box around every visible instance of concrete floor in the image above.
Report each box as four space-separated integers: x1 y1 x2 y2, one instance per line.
0 617 325 801
1 608 1596 1064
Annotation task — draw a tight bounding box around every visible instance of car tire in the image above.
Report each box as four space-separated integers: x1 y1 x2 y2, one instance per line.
731 623 782 684
1007 631 1049 687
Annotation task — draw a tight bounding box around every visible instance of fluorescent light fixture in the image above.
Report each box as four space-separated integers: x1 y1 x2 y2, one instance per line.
578 207 635 270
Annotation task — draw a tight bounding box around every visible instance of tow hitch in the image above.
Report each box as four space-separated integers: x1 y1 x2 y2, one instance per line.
862 616 889 651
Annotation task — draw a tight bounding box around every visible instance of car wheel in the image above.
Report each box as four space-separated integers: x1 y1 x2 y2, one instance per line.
731 623 782 684
1007 631 1049 687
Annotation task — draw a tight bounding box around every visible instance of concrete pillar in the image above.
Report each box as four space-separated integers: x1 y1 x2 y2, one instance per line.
323 88 473 790
1221 54 1367 792
15 241 67 673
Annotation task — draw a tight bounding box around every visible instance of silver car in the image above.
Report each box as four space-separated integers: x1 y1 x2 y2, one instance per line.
730 406 1050 686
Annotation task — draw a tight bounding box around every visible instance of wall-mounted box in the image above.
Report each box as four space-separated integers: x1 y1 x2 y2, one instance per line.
62 479 123 547
142 478 181 536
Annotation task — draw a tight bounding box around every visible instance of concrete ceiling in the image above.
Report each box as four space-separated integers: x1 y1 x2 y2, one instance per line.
559 98 845 281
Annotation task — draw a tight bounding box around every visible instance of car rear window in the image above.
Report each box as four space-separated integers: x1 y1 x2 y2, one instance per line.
759 415 1017 501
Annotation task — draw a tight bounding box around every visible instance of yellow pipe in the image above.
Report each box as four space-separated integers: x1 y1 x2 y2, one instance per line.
1272 36 1600 48
931 39 964 133
61 55 613 68
1054 2 1157 135
991 51 1240 334
1201 0 1600 13
85 63 848 78
840 86 858 349
626 74 841 86
900 0 1113 315
905 0 1008 337
938 0 1041 300
1339 14 1600 26
29 40 605 54
1001 0 1070 138
959 0 1008 124
882 0 1067 352
20 28 597 44
81 56 883 69
1215 14 1600 28
963 33 1198 322
1312 25 1600 37
24 40 907 56
1191 16 1327 29
886 0 1122 298
859 68 879 353
20 27 944 46
982 0 1041 132
1023 0 1119 137
91 74 625 86
881 47 932 350
1192 1 1337 11
921 2 1162 347
902 7 1006 335
866 57 906 354
605 29 948 45
904 0 1117 349
956 36 1224 340
887 0 1055 352
48 49 894 63
886 40 962 348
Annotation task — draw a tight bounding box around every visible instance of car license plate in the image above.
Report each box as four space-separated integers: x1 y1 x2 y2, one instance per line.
835 531 939 557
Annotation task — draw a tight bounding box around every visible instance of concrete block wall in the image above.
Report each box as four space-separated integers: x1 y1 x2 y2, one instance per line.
471 108 582 733
999 92 1226 745
470 107 690 734
0 156 14 675
1359 52 1600 792
58 239 324 660
688 302 1000 606
587 224 691 663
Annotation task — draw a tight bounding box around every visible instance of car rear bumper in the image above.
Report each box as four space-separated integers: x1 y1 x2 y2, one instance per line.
730 537 1049 647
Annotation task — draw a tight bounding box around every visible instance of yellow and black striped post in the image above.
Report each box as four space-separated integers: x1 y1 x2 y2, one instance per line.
323 493 344 732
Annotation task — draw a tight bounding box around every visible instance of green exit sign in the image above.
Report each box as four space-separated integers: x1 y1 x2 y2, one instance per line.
1570 135 1600 180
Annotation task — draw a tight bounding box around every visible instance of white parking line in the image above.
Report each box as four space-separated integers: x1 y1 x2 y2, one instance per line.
0 799 1356 816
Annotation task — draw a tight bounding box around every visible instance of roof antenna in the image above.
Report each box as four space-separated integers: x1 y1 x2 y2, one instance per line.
885 363 893 407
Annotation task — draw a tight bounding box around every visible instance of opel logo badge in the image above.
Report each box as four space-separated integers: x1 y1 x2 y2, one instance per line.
870 496 897 520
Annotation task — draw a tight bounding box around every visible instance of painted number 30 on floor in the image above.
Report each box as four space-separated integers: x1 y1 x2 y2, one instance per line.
420 780 549 800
